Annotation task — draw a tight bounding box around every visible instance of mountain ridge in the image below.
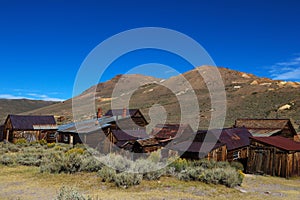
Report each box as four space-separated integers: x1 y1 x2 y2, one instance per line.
2 66 300 130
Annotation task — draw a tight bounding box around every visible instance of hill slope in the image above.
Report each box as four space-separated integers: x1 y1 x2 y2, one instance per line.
0 99 58 123
23 66 300 130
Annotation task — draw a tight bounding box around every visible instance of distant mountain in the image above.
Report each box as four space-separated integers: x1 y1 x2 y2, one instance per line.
0 99 58 123
21 66 300 130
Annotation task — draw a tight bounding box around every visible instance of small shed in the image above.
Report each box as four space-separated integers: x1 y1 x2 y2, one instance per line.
235 119 297 138
132 138 160 153
3 115 57 143
247 136 300 178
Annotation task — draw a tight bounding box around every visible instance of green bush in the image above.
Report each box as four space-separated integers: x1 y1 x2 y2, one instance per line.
230 161 244 171
168 158 189 172
15 138 27 145
39 139 47 146
0 154 16 166
40 152 64 173
114 172 142 188
133 159 165 180
54 186 91 200
80 156 103 172
16 153 41 166
97 166 116 183
177 166 205 181
47 142 56 148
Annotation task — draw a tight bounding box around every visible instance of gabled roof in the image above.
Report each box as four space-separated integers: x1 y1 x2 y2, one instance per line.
235 119 296 136
151 124 193 139
104 109 139 117
212 128 252 151
6 115 57 130
112 129 148 141
251 136 300 151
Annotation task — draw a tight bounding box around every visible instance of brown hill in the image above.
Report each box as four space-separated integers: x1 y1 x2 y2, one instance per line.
0 99 58 123
22 66 300 130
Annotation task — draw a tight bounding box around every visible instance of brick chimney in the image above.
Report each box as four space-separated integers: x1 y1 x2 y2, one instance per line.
97 107 102 119
122 107 127 118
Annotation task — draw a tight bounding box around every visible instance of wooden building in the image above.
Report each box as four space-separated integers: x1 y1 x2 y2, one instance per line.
235 119 297 138
3 115 58 143
164 129 227 161
57 118 111 149
247 136 300 178
132 138 161 153
211 128 252 162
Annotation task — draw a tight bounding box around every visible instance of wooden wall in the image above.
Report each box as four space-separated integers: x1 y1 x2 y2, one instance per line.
247 141 300 177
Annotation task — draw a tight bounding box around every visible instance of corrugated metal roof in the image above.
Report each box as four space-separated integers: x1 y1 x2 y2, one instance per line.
251 136 300 151
7 115 57 130
58 117 113 134
112 129 148 141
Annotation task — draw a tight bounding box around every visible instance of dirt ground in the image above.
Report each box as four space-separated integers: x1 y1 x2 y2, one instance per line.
0 165 299 200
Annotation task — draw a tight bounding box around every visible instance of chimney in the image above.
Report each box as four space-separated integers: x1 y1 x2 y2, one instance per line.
97 107 102 119
122 107 127 118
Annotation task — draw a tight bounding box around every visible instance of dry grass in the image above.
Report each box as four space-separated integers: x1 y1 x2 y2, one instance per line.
0 165 299 200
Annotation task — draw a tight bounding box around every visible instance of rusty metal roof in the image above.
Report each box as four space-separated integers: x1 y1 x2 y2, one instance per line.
112 129 148 141
213 128 252 151
251 136 300 151
151 124 193 139
7 115 57 130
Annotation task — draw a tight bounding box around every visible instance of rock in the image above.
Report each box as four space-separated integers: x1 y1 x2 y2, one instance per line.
250 80 258 85
278 104 291 111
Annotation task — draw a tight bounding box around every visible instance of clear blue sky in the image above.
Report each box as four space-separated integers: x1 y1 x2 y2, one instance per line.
1 0 300 101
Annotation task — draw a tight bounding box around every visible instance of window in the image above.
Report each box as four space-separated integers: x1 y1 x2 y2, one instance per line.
233 151 240 160
63 135 69 142
48 133 56 139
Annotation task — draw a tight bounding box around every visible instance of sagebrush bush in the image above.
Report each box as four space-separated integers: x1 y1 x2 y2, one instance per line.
55 186 91 200
168 158 189 172
114 172 142 188
97 166 116 183
0 154 16 166
16 153 41 166
40 152 64 173
230 161 244 171
80 156 103 172
15 138 27 145
133 159 165 180
177 166 205 181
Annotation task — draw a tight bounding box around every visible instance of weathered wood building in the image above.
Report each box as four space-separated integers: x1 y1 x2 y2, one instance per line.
247 136 300 178
132 138 161 153
235 119 297 138
3 115 58 143
212 128 252 162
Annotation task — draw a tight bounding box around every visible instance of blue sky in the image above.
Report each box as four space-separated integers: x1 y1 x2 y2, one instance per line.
1 0 300 101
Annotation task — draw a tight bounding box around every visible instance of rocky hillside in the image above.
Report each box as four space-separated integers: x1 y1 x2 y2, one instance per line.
22 66 300 130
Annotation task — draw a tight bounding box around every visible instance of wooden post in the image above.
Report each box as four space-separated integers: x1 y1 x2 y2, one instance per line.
6 130 9 142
